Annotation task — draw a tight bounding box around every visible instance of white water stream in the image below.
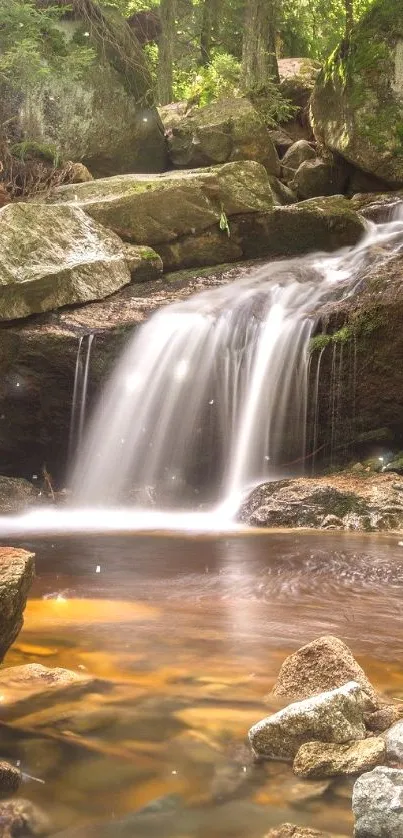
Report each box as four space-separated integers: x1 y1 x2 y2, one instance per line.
68 205 403 515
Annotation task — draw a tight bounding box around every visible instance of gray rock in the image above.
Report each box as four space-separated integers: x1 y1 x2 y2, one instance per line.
385 720 403 763
293 737 386 778
0 203 133 321
249 681 368 761
281 140 316 184
0 548 34 663
291 159 348 200
353 766 403 837
0 477 38 514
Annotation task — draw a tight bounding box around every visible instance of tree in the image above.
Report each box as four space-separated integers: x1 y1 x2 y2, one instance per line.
344 0 354 37
242 0 280 90
200 0 219 66
158 0 176 104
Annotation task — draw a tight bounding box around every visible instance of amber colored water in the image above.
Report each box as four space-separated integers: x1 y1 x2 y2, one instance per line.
3 530 403 837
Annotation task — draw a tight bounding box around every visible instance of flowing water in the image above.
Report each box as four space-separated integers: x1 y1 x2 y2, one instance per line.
70 206 403 511
68 334 95 462
4 530 403 837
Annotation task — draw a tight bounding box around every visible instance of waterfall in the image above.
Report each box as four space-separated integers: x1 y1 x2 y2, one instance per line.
71 206 403 511
68 334 94 462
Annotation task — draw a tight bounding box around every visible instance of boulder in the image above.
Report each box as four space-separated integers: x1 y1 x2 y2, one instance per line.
46 161 275 246
271 635 379 707
268 176 297 205
0 663 104 722
265 826 336 838
0 547 34 663
385 720 403 762
365 705 403 734
0 477 39 514
0 762 21 796
353 766 403 837
268 127 295 158
0 798 50 836
311 0 403 185
281 141 316 184
0 203 136 321
291 159 348 199
1 10 167 176
248 681 368 761
162 98 280 174
293 738 386 778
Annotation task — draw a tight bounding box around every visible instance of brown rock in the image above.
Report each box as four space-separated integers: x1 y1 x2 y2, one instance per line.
0 663 105 722
265 825 333 838
365 705 403 733
0 798 50 835
293 737 386 778
272 635 380 708
0 548 35 663
0 762 21 796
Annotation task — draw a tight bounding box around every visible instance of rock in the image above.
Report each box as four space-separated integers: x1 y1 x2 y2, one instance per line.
281 141 316 184
385 720 403 763
122 245 163 283
67 163 94 184
271 635 379 707
163 98 280 174
268 176 297 206
291 159 348 199
46 160 275 247
279 57 321 112
0 762 21 796
0 798 50 836
248 681 368 761
239 474 403 534
0 477 39 514
0 663 104 721
1 11 167 176
311 1 403 185
366 705 403 734
268 127 295 158
265 825 334 838
285 777 333 805
293 737 386 778
0 203 133 321
0 548 34 663
353 766 403 837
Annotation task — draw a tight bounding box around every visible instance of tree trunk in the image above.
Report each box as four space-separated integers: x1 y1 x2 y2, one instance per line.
200 0 219 66
242 0 280 89
345 0 354 38
158 0 176 105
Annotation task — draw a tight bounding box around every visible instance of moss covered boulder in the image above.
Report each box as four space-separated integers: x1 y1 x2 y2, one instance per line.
0 203 137 321
162 98 280 175
311 0 403 185
48 161 275 246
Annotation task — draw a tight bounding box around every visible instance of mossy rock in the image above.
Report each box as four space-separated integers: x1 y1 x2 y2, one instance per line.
311 0 403 184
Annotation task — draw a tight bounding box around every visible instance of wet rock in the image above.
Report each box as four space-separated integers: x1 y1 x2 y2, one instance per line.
285 777 333 806
0 548 34 663
311 1 403 185
249 681 368 761
293 737 386 778
291 159 347 200
0 203 133 321
281 141 316 184
365 704 403 734
265 826 334 838
271 635 380 707
0 798 50 836
353 766 403 837
0 477 39 514
162 97 280 175
0 762 21 796
46 161 275 248
0 663 105 722
385 720 403 763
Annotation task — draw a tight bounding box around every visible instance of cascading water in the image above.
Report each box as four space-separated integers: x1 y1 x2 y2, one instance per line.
70 205 403 515
68 333 94 461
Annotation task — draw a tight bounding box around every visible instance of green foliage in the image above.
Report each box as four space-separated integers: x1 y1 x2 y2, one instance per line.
248 80 296 126
173 51 241 105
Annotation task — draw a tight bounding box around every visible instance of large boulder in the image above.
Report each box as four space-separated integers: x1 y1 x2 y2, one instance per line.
311 0 403 185
248 681 369 761
161 97 280 175
0 547 35 662
46 161 275 245
0 203 140 321
271 635 380 707
291 159 348 199
353 767 403 837
1 9 167 176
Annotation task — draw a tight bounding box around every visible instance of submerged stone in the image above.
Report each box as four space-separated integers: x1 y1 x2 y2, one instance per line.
265 826 336 838
0 798 50 836
248 681 368 761
353 766 403 837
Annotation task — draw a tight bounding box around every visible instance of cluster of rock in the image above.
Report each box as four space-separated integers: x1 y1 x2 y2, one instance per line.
248 635 403 837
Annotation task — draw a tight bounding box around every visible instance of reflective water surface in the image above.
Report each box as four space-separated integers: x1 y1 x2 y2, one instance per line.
3 530 403 837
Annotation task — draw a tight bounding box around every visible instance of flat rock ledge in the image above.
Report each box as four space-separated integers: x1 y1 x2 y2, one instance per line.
0 547 35 663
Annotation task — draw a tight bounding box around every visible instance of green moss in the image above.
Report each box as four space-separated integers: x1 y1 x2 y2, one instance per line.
10 141 61 166
310 325 353 353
